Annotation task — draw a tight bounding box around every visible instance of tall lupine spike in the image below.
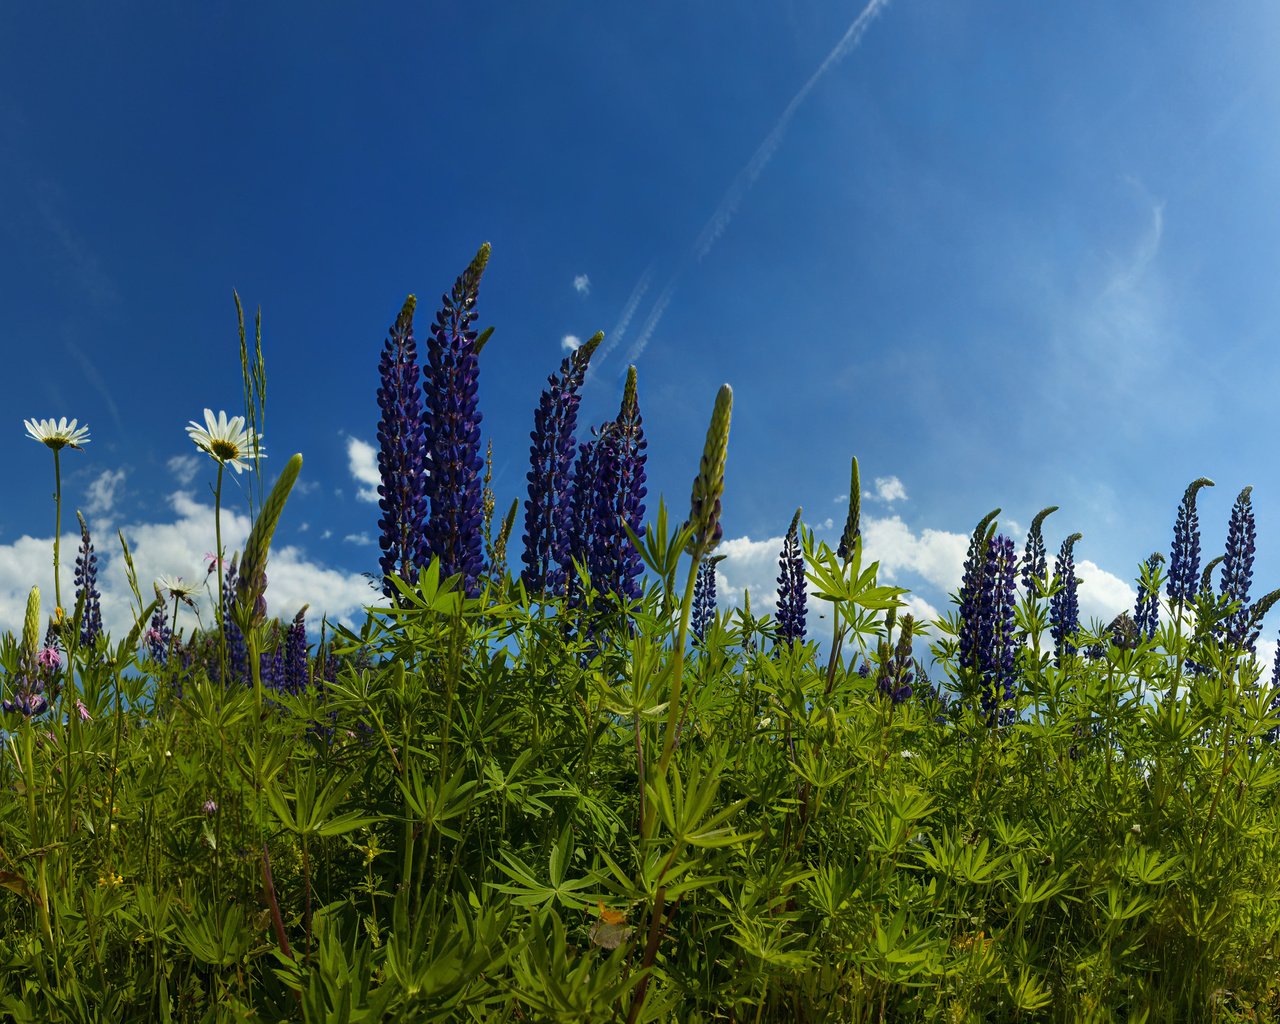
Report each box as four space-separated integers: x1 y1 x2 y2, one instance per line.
564 425 605 603
1221 485 1256 648
1167 477 1214 607
876 612 915 704
236 454 302 633
776 508 807 649
1020 506 1059 595
982 535 1019 724
521 332 604 597
1243 588 1280 652
1050 532 1084 664
221 556 248 686
691 555 724 643
423 243 491 597
957 509 1001 678
684 385 733 561
375 295 430 602
74 511 102 647
284 606 309 695
146 595 171 663
1200 556 1225 597
612 366 648 602
1133 552 1165 641
2 587 46 716
493 498 519 582
836 456 861 562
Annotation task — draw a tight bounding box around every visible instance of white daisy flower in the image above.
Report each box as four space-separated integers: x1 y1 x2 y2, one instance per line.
156 575 200 600
25 417 91 451
185 409 265 474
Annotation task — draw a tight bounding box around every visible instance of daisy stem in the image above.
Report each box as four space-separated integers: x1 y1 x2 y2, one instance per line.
214 461 228 684
52 448 63 617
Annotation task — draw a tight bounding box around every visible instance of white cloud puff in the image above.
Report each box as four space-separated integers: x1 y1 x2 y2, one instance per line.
85 468 127 520
346 436 380 503
561 335 581 353
167 454 201 486
872 476 907 503
573 274 590 296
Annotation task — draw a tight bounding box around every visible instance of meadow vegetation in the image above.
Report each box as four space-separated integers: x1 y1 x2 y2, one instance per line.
2 246 1280 1022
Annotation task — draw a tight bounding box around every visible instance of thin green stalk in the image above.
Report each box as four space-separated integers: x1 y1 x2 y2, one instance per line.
52 448 63 615
214 462 228 685
651 554 700 801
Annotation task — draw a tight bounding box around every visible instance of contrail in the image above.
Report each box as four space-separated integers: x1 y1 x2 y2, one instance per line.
589 266 653 378
619 0 892 366
694 0 892 262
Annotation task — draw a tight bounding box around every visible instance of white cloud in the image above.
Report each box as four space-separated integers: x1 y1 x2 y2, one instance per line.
863 515 969 595
346 436 380 503
343 532 373 546
1056 556 1135 629
573 274 590 296
716 534 786 613
561 334 582 353
0 490 384 641
84 468 127 520
298 522 310 533
167 454 200 486
321 529 333 540
873 476 907 503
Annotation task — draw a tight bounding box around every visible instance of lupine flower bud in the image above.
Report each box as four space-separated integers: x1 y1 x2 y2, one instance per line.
74 512 102 647
776 508 807 648
1221 485 1256 648
284 606 309 694
1167 478 1214 607
876 613 915 704
684 384 733 560
376 295 430 601
3 588 47 716
1133 552 1164 641
837 457 861 562
1020 506 1059 596
1050 533 1083 664
423 244 490 597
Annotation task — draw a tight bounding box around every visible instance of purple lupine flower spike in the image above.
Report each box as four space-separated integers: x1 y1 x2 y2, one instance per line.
520 333 603 598
221 556 248 686
1020 506 1058 596
1050 533 1083 664
1221 485 1256 649
691 555 723 643
1133 552 1164 642
984 535 1019 724
1167 478 1214 607
776 508 807 649
423 244 491 597
876 614 916 705
74 511 102 647
284 605 309 694
957 509 1000 679
376 296 430 601
610 366 647 602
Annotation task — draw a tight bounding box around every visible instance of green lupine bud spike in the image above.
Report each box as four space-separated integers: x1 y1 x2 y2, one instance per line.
493 497 519 573
839 456 861 559
398 294 417 325
1247 588 1280 631
1030 506 1059 539
684 384 733 558
21 587 40 665
1060 532 1083 561
974 509 1002 543
122 597 162 662
622 364 638 414
236 453 303 630
474 326 495 354
1200 555 1225 596
467 242 492 289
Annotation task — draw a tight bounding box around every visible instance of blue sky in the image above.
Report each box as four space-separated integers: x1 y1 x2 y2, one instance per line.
3 2 1280 662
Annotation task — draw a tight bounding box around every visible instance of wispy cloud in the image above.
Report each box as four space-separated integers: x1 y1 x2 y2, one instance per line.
561 334 582 353
343 532 373 545
590 267 652 376
66 342 125 436
573 274 590 296
607 0 893 369
167 454 200 486
872 476 907 503
346 436 380 503
35 181 119 310
85 468 126 520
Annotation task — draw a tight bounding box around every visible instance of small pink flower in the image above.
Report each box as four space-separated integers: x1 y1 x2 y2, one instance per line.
144 628 163 645
36 646 61 672
202 799 218 816
205 551 222 574
74 700 91 721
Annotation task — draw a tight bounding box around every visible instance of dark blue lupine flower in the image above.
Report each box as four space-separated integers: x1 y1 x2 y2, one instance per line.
283 606 309 695
1221 485 1256 649
376 296 430 602
1020 506 1058 597
520 334 602 598
1133 552 1164 642
1268 636 1280 743
1049 533 1083 664
220 556 249 686
957 510 1000 677
259 641 284 692
423 244 490 597
146 600 171 663
980 535 1019 724
691 555 722 643
776 508 806 649
74 512 102 648
564 426 605 603
606 366 647 602
1167 477 1214 608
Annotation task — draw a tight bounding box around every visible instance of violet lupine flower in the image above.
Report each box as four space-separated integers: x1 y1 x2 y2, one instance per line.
956 510 1000 677
691 556 719 643
775 509 807 649
604 366 647 603
1049 533 1083 664
376 296 431 602
220 557 248 686
1220 485 1256 649
74 512 102 647
282 607 309 694
1167 478 1214 607
980 535 1019 724
876 615 916 704
1020 506 1058 596
1133 552 1164 642
422 245 490 597
259 644 284 692
146 601 171 663
520 334 602 598
563 426 604 602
